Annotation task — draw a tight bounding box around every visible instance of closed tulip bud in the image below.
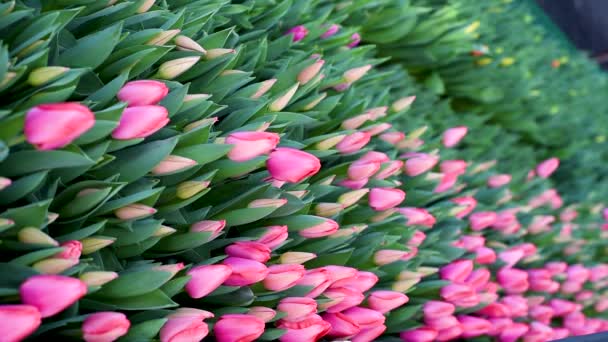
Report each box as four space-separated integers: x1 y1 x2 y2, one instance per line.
151 155 197 175
269 83 299 112
0 305 41 342
488 174 512 188
474 247 496 264
321 286 364 313
183 116 216 132
157 56 200 79
299 218 339 238
423 301 455 319
185 264 232 298
0 177 11 190
450 196 477 218
497 268 529 294
459 235 485 251
81 237 115 255
457 315 491 338
343 64 372 83
469 211 497 231
403 153 439 176
369 188 405 211
225 241 271 263
222 257 268 286
440 284 479 308
147 29 180 46
154 263 185 278
315 134 345 150
331 271 378 292
28 66 69 86
365 123 392 137
243 307 275 323
190 220 226 239
248 198 288 209
298 60 324 84
400 327 437 342
278 314 331 342
112 105 169 140
424 315 459 331
536 157 559 178
117 80 169 107
279 252 316 264
20 275 87 317
160 313 211 342
114 203 156 220
263 264 305 291
368 290 409 314
379 131 406 145
205 48 236 60
278 297 318 322
175 35 206 54
392 278 420 292
321 24 340 38
246 79 277 100
336 131 371 154
176 180 210 199
374 160 403 179
342 307 385 330
398 207 436 227
137 0 155 12
153 225 177 237
82 312 130 342
374 249 409 266
79 271 119 287
391 95 416 112
226 131 280 161
442 126 468 147
342 113 371 130
323 312 361 338
529 305 554 324
314 203 343 217
33 258 78 274
464 268 490 291
439 259 473 283
25 103 95 150
296 268 332 298
267 148 321 183
303 92 327 110
18 227 58 246
286 25 308 42
339 178 368 189
550 298 579 317
338 189 369 207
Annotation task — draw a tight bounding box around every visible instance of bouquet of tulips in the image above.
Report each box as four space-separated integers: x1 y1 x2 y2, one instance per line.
1 0 608 342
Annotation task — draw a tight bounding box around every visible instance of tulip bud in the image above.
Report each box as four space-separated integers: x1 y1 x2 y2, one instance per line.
0 218 14 230
160 313 212 342
374 249 409 265
314 203 343 217
368 290 409 314
536 157 559 178
0 305 41 342
176 180 210 199
267 148 321 183
151 155 197 175
392 278 420 292
175 35 206 54
0 71 16 87
299 219 339 238
256 225 288 249
400 327 438 342
280 252 317 264
190 220 226 240
342 113 371 130
28 66 69 86
20 275 87 317
82 312 130 342
154 263 185 278
487 174 512 188
157 56 200 79
18 227 58 246
183 117 217 132
79 271 119 287
214 314 265 342
369 188 405 211
323 312 361 338
286 25 308 42
185 264 232 299
269 83 299 112
114 203 156 220
336 131 371 154
112 105 169 140
222 257 268 286
298 60 324 85
147 29 180 46
248 198 288 209
81 236 115 255
343 64 372 83
153 225 177 237
33 258 78 274
117 80 169 107
0 177 11 191
25 103 95 150
263 264 305 291
302 92 327 110
442 126 468 148
391 95 416 112
137 0 155 13
205 48 236 59
338 189 369 207
315 134 345 150
226 131 280 161
440 259 473 283
248 307 276 322
278 297 317 322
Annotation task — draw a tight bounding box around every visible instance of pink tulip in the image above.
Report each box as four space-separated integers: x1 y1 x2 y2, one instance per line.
487 174 512 188
82 312 130 342
596 298 608 312
488 318 513 336
256 225 288 249
214 314 265 342
440 284 479 308
552 328 570 340
25 103 95 150
185 264 232 298
56 240 82 259
336 132 372 154
117 80 169 106
222 257 268 286
374 160 403 179
475 247 497 264
20 275 87 318
299 218 339 238
369 188 405 211
297 268 332 298
440 259 473 283
0 305 41 342
342 307 386 330
469 211 497 231
225 241 271 263
529 305 554 325
267 148 321 183
528 269 558 293
440 160 467 175
408 230 426 246
442 126 468 147
478 303 511 318
423 301 455 319
380 131 406 145
351 324 386 342
400 327 438 342
398 208 436 227
263 264 305 291
339 178 368 189
348 152 387 180
459 235 485 251
323 312 361 337
278 314 331 342
497 268 529 294
465 268 490 291
458 315 491 338
545 261 567 276
435 325 463 341
590 264 608 281
160 315 211 342
190 220 226 239
367 291 409 314
536 157 559 178
425 315 459 330
320 24 340 39
499 322 528 342
560 207 578 222
226 131 280 162
321 265 357 283
286 25 308 42
498 248 525 268
501 295 528 318
112 105 169 140
248 307 276 322
331 271 378 292
434 173 458 193
550 299 580 316
451 196 477 218
347 32 361 48
523 321 553 342
567 264 590 283
403 153 439 177
278 297 318 322
374 249 411 265
321 287 364 312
